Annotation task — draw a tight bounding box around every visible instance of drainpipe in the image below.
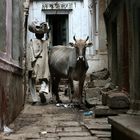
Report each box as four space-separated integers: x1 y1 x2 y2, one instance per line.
23 0 30 104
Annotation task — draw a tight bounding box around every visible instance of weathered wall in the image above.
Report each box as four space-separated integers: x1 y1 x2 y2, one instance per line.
0 68 24 128
104 0 140 111
27 0 91 43
86 0 108 75
98 0 107 52
0 0 27 129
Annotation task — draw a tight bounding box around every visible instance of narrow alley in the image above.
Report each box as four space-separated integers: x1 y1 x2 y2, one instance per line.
0 0 140 140
1 82 111 140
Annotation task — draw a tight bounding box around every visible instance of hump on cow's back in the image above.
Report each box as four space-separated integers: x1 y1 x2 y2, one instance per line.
50 45 73 53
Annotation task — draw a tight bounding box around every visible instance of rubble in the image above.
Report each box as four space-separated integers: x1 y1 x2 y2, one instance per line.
107 92 130 109
90 68 110 81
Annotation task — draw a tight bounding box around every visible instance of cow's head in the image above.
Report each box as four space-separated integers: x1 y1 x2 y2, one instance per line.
69 36 92 61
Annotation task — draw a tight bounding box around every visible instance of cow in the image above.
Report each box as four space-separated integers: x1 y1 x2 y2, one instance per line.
49 36 92 104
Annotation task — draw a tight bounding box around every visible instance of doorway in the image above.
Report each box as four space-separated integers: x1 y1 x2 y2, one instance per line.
46 14 68 46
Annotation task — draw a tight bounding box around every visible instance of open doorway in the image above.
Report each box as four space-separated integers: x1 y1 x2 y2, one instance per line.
46 14 68 46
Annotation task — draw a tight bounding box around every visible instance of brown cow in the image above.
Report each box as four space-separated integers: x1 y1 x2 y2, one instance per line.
49 36 92 104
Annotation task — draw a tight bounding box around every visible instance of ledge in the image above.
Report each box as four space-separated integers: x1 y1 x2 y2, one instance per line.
0 58 23 75
108 115 140 140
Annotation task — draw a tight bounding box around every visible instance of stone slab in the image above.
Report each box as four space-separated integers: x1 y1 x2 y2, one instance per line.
64 126 83 132
85 88 101 98
86 81 94 88
58 131 90 137
98 138 111 140
60 136 98 140
96 134 111 138
101 90 110 105
95 105 118 117
56 126 83 132
95 105 128 117
108 115 140 140
84 118 108 124
108 92 130 109
59 121 80 127
90 68 109 81
99 138 111 140
94 80 110 87
85 123 111 131
90 130 111 135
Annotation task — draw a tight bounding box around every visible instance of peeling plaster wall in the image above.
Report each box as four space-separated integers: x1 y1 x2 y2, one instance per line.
0 69 24 128
0 0 26 129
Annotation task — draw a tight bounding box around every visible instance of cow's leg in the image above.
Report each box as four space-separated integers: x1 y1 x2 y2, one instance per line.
52 76 62 103
79 77 85 105
68 78 74 103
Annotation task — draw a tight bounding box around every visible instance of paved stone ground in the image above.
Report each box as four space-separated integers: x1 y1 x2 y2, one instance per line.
0 91 111 140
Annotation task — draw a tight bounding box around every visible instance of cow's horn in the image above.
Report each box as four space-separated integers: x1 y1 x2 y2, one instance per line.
85 36 89 42
73 36 77 42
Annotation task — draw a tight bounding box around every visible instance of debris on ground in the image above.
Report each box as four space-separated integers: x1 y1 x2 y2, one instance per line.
3 125 14 135
83 111 93 116
90 68 110 81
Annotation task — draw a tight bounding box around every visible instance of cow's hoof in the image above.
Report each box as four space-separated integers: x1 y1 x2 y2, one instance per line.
31 101 40 106
39 92 47 103
85 100 95 108
57 100 62 103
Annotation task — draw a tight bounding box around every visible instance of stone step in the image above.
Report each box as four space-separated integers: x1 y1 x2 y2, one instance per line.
108 115 140 140
94 105 128 117
90 130 111 136
60 136 98 140
85 123 111 131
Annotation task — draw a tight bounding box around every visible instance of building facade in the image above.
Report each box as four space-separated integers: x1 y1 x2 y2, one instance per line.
28 0 93 48
104 0 140 112
0 0 28 129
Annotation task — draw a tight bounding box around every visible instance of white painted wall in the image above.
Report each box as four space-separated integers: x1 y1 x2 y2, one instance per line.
27 1 94 47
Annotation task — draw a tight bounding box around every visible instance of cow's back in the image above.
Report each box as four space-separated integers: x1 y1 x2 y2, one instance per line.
49 45 76 77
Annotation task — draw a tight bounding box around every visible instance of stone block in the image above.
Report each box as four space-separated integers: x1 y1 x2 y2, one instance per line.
59 121 80 127
90 68 109 81
108 115 140 140
86 81 94 88
107 92 130 109
85 123 111 131
85 88 101 99
64 126 82 132
101 89 116 105
90 130 111 136
99 138 111 140
95 105 128 117
96 134 111 138
58 131 90 137
101 90 109 105
93 80 109 87
95 105 118 117
60 136 98 140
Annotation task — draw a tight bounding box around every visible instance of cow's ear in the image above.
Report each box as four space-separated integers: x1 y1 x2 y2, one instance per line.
86 42 93 47
69 42 74 47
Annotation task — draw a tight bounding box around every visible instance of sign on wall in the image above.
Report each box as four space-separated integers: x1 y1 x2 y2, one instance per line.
42 2 73 10
36 0 83 2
